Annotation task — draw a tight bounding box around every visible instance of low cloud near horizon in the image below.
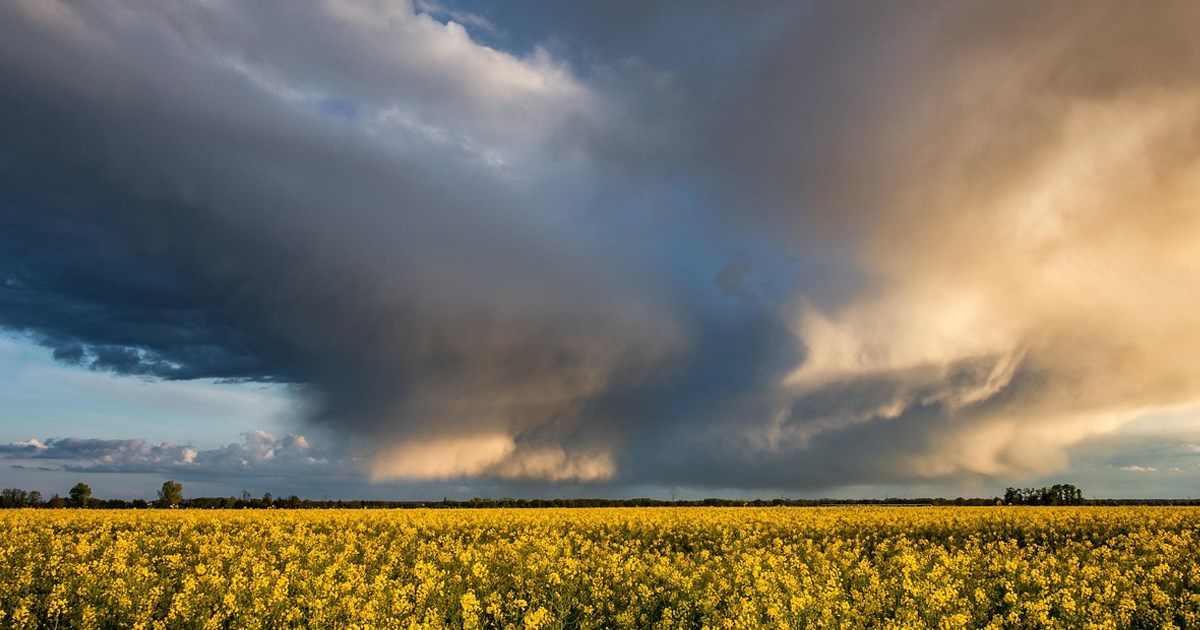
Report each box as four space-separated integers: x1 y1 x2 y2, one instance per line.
2 1 1200 495
0 431 338 477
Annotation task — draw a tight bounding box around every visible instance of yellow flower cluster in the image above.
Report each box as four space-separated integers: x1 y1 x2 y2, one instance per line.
1 507 1198 628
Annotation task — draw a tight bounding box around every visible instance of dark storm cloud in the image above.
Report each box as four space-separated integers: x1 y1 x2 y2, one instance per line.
0 0 689 483
3 1 1199 492
0 192 277 380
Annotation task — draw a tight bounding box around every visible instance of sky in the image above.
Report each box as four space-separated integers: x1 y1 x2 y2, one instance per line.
2 0 1200 501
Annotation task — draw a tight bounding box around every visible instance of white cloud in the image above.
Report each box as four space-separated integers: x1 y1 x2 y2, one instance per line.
1120 465 1158 473
186 0 591 166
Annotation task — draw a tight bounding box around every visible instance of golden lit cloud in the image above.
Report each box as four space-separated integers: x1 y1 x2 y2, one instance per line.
781 4 1200 479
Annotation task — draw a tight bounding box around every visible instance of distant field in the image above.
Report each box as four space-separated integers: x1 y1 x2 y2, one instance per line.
2 507 1198 629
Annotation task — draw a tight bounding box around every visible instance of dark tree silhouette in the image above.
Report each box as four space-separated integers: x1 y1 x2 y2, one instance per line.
68 482 92 508
1004 484 1083 505
158 480 183 508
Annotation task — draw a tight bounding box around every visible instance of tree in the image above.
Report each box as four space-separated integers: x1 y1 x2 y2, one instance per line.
1 488 28 508
157 480 183 508
69 482 92 508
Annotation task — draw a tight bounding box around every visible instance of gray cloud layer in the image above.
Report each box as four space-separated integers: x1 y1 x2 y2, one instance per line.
1 431 336 477
2 1 1199 492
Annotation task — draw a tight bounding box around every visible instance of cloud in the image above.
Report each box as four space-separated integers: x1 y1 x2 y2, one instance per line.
370 435 615 483
615 2 1200 490
1 1 1199 493
669 1 1200 487
413 0 500 38
0 0 685 484
0 431 337 477
1119 466 1157 474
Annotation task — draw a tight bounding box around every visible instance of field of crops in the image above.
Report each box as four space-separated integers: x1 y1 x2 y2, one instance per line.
1 507 1198 629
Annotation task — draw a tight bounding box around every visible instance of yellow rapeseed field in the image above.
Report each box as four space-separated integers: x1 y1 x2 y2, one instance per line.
1 507 1198 629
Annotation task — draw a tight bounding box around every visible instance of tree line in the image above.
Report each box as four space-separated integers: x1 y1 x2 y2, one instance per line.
1002 484 1085 506
0 488 1004 510
3 481 1196 509
0 481 187 509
